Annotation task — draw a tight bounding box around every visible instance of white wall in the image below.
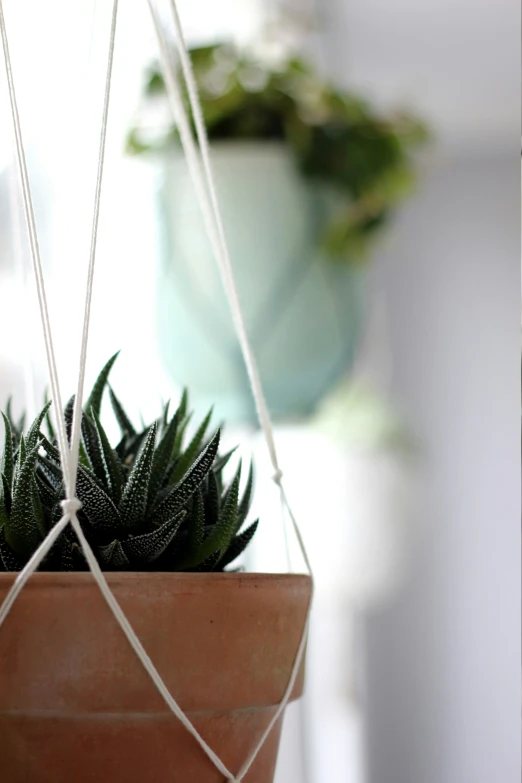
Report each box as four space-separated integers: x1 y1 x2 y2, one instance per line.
363 152 520 783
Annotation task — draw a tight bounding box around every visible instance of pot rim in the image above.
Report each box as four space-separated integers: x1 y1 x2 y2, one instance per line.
0 571 312 588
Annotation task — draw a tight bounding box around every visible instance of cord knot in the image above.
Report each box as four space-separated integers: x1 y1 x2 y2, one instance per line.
61 498 83 517
272 468 283 486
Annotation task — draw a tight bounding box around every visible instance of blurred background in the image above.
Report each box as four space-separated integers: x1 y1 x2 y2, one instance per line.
0 1 519 782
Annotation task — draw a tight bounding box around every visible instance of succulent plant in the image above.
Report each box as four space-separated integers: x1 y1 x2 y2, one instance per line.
0 354 258 573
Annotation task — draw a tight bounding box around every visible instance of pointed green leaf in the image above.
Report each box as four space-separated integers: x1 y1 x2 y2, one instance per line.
0 489 9 531
151 429 220 526
204 470 220 526
0 528 24 571
172 411 192 461
218 519 259 570
147 412 179 510
184 488 204 561
97 539 130 570
91 409 124 503
118 422 157 530
1 413 14 490
44 389 55 441
122 510 185 564
236 461 254 533
189 472 240 566
64 395 75 443
109 387 136 437
170 408 213 485
5 444 43 557
75 463 121 531
85 352 120 418
212 447 238 476
82 412 108 488
0 473 12 514
25 401 52 453
191 550 221 572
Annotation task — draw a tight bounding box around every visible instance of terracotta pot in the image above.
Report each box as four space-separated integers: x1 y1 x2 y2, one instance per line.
0 572 311 783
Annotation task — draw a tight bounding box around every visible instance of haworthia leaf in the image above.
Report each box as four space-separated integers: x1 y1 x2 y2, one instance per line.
179 489 204 566
91 409 124 503
84 351 119 418
75 464 121 531
1 413 13 490
5 444 43 557
204 470 220 526
172 411 192 462
44 389 55 441
191 550 221 572
189 472 240 566
109 387 136 437
147 412 179 511
0 474 11 515
212 447 238 476
25 401 52 453
236 461 254 534
218 519 259 570
161 400 171 434
35 470 59 514
177 388 188 421
151 429 220 527
0 490 9 531
82 412 108 489
97 539 130 570
0 528 24 571
118 422 157 530
122 510 185 564
64 395 75 443
170 408 212 485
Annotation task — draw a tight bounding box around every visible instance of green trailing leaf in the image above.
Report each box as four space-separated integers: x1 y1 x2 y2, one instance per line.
1 413 14 490
118 422 157 530
189 472 240 566
84 351 119 418
170 408 213 485
122 510 185 564
91 409 124 503
109 387 136 437
218 519 259 570
151 429 220 526
5 444 43 557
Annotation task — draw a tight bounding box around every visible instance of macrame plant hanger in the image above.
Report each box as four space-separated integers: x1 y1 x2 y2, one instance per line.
0 1 314 781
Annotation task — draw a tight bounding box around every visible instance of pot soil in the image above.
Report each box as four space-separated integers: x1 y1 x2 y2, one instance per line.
0 571 311 783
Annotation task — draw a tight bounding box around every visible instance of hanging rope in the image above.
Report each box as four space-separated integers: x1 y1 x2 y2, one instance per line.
0 1 314 781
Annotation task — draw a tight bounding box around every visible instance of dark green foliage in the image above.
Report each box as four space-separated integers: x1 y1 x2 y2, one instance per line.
128 43 428 263
0 358 258 573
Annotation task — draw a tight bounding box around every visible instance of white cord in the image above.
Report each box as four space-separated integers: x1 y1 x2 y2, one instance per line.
68 0 119 492
0 2 313 781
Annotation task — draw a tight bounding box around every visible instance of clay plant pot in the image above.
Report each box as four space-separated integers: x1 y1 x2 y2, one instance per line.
0 572 311 783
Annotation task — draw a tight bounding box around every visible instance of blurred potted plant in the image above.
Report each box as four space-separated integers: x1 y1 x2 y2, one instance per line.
0 355 311 783
128 41 428 422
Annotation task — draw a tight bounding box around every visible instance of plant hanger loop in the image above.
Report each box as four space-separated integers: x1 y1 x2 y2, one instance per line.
0 0 314 780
